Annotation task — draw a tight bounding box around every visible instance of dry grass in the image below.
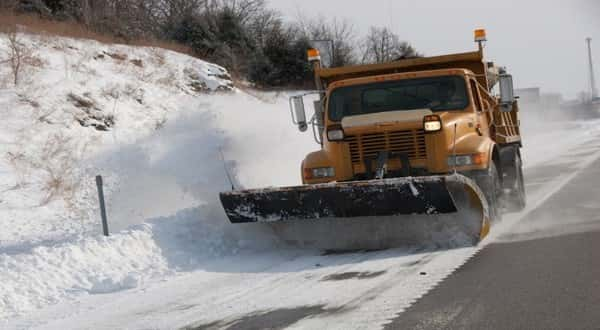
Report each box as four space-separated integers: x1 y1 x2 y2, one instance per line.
37 133 83 206
4 29 43 85
0 11 195 57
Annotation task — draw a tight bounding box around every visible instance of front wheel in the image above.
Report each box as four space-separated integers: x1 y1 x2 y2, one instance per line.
471 162 503 223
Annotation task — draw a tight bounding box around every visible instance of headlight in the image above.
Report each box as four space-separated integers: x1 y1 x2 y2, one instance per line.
327 125 345 141
423 115 442 133
308 167 336 179
448 155 473 167
448 153 486 167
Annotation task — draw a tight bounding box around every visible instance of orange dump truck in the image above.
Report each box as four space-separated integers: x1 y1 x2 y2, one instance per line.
220 30 525 250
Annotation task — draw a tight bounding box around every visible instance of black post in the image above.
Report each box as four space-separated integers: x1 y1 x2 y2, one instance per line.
95 175 109 236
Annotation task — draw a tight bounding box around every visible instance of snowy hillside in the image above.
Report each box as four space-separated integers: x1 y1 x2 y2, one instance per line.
0 32 235 247
0 32 315 321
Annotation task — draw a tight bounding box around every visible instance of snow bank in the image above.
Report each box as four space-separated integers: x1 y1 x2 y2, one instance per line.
0 31 234 249
0 205 282 320
0 32 315 320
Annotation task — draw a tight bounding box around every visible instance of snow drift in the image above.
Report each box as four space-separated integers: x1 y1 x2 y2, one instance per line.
0 32 314 320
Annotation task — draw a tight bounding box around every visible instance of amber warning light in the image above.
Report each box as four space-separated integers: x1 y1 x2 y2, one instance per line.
307 48 321 62
474 29 487 42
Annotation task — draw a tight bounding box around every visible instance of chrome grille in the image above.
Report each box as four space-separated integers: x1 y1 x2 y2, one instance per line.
346 129 427 165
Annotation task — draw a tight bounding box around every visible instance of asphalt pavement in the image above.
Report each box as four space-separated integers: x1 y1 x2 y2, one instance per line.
385 154 600 330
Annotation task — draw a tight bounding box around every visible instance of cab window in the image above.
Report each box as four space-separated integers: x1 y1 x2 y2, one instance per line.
329 76 469 121
470 79 483 111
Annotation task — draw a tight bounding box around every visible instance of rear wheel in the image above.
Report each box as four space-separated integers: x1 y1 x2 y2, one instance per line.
503 151 527 212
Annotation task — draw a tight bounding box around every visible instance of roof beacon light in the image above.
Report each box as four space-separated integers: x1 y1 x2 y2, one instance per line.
307 48 321 62
474 29 487 43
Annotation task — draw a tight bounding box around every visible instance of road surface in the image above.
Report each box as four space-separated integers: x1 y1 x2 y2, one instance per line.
7 135 600 330
386 144 600 330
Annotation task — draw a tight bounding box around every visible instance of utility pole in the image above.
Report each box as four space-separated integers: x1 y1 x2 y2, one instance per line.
587 38 598 100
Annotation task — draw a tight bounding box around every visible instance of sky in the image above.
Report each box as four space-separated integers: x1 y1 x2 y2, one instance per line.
269 0 599 99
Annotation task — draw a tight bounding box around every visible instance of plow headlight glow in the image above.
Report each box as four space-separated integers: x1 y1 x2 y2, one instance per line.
423 115 442 133
311 167 335 178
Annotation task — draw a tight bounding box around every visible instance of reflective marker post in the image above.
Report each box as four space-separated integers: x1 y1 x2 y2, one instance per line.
95 175 109 236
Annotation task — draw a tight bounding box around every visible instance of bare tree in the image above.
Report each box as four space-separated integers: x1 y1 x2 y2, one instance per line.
0 0 19 11
247 6 280 48
217 0 266 24
4 29 36 85
296 15 357 67
156 0 206 27
361 26 420 64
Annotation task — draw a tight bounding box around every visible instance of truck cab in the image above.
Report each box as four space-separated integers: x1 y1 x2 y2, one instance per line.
291 30 525 216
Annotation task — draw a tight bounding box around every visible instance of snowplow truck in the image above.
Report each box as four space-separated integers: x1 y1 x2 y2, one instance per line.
220 29 526 250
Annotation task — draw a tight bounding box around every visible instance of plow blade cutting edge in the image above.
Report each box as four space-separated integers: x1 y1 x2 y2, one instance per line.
219 175 490 250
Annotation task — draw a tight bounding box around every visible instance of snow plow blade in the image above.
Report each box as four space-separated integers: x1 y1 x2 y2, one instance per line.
220 175 490 250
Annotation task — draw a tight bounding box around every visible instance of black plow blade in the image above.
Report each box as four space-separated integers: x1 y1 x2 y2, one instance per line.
220 176 458 224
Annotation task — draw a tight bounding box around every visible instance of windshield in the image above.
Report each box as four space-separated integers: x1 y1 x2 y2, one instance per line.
328 76 469 121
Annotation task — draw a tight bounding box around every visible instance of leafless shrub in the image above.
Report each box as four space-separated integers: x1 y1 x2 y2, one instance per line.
6 123 94 207
6 150 27 188
0 11 195 57
100 84 120 100
122 84 144 103
0 0 18 12
37 133 87 206
4 29 39 85
149 48 166 66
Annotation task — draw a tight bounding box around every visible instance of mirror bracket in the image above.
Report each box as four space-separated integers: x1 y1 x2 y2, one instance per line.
289 91 326 136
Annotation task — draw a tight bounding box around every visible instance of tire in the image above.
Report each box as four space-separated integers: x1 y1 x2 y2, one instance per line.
503 152 527 212
473 162 502 223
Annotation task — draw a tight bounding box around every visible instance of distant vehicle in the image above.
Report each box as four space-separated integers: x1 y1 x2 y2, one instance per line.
220 29 525 251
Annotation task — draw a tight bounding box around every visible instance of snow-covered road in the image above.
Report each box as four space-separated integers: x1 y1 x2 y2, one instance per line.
7 123 600 330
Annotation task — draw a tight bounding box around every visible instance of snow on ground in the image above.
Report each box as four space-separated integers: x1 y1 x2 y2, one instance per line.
0 32 314 321
0 31 233 249
2 31 600 328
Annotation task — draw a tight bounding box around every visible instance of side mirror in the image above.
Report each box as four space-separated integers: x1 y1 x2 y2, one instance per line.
499 74 515 112
290 95 308 132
